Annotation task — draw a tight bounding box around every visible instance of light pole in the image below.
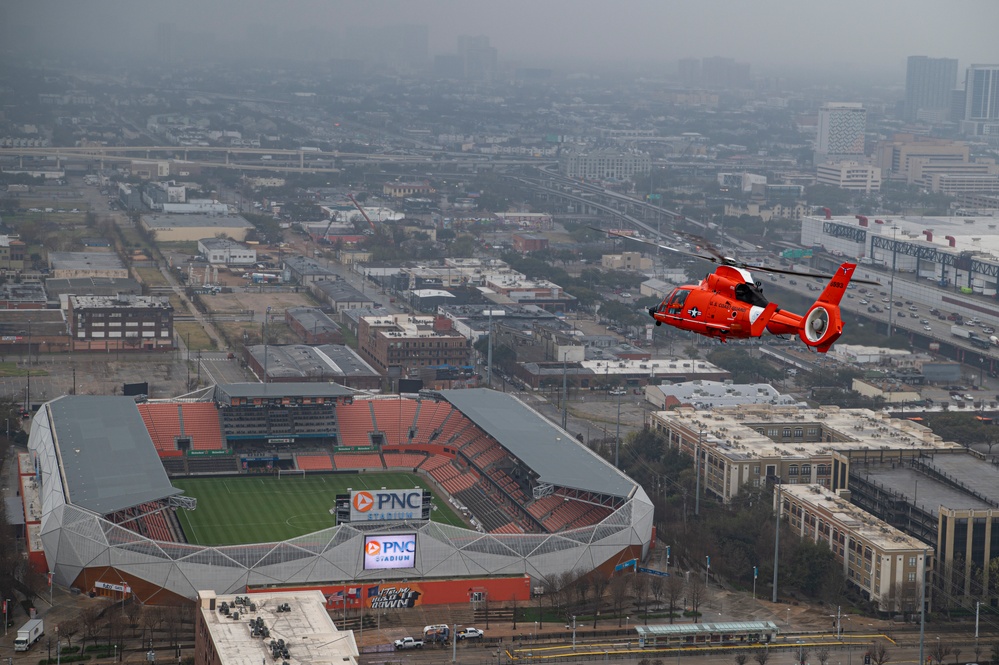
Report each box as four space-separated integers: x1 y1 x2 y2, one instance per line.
887 224 898 336
918 548 928 665
263 306 271 384
452 623 457 664
705 555 710 587
694 430 703 516
571 615 576 651
614 387 622 468
772 477 783 603
753 566 758 600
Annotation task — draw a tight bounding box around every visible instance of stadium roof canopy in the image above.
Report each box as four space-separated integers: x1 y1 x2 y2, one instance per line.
48 396 181 514
215 382 354 399
439 388 638 498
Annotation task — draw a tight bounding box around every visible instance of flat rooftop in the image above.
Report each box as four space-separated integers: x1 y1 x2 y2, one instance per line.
199 590 357 665
143 213 253 229
782 484 932 552
657 405 963 461
70 295 171 309
247 345 378 381
860 455 999 512
48 252 125 270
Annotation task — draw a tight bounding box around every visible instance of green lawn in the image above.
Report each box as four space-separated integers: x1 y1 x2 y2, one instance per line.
171 472 465 546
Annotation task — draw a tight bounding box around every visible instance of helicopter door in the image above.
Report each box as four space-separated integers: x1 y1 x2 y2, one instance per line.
665 288 691 314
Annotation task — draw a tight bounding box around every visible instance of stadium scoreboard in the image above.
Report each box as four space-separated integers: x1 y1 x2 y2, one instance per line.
335 489 432 523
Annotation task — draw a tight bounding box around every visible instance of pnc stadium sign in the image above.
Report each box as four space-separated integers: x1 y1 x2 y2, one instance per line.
350 489 424 522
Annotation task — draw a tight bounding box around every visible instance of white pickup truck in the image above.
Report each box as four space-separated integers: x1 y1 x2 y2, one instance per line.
394 637 424 650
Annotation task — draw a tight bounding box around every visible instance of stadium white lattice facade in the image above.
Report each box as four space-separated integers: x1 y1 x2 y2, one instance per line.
27 389 653 603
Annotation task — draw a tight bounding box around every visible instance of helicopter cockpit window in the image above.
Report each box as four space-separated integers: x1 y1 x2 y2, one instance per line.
666 289 691 314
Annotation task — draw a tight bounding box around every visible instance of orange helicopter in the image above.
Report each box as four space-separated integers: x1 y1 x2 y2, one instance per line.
594 229 880 353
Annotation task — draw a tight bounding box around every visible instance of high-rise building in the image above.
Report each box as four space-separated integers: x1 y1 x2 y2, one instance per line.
815 103 867 164
961 64 999 136
458 35 497 80
904 56 958 122
678 58 701 87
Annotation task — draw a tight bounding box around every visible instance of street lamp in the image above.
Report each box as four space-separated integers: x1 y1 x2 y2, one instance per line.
571 615 576 651
705 555 710 587
772 476 783 603
786 607 791 627
753 565 758 600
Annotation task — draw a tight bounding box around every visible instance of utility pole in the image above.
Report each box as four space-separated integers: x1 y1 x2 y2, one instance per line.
486 309 495 388
614 388 622 468
263 306 271 384
772 478 782 603
918 548 927 665
694 430 702 516
561 350 568 430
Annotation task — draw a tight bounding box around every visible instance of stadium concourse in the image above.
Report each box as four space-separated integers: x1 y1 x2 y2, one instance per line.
25 384 653 605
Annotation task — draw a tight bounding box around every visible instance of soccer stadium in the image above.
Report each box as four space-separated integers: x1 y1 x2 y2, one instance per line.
25 385 653 605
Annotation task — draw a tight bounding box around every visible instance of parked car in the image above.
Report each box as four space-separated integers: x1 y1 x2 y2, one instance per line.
457 628 485 641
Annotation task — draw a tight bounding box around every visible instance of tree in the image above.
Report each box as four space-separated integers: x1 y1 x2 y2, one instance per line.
753 649 771 665
817 648 830 665
633 573 651 624
59 619 80 647
591 571 610 628
665 575 685 624
951 648 961 665
735 654 749 665
511 594 518 630
81 604 105 651
686 574 705 623
650 575 665 611
870 642 892 665
930 640 950 665
572 572 591 610
609 574 633 626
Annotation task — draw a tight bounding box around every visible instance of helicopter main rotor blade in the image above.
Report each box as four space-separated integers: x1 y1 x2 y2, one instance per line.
588 227 719 263
590 226 881 285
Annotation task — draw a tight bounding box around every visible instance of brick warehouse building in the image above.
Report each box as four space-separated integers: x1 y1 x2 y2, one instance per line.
357 313 469 377
69 294 174 351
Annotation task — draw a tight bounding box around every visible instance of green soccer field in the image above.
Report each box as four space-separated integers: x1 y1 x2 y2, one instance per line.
170 473 466 546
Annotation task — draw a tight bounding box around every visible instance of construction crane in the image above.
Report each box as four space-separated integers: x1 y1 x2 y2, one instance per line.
348 193 376 233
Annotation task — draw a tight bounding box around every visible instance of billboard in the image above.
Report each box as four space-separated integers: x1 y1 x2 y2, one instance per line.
363 534 416 570
350 489 423 522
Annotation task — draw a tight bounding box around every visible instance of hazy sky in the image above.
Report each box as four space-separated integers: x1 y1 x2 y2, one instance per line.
6 0 997 75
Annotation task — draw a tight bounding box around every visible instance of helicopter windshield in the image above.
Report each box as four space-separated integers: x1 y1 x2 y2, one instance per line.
665 288 691 314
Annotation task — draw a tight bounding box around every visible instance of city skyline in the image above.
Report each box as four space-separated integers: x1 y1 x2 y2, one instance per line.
2 0 996 79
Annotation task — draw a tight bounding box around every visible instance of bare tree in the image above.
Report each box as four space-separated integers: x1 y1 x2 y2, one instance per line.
591 570 610 628
58 619 80 648
753 649 771 665
141 607 162 645
665 574 685 624
609 574 633 627
573 572 591 610
511 594 518 630
126 601 142 638
735 653 749 665
951 648 962 665
558 570 578 620
633 574 651 624
81 605 105 651
797 647 810 665
650 575 665 611
817 648 830 665
686 574 706 623
930 641 950 665
871 641 893 665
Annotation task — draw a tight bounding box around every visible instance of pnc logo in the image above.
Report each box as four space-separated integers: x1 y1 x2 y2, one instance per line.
365 540 381 556
353 491 374 512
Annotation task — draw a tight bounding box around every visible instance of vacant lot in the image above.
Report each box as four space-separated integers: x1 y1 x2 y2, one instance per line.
175 321 216 351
